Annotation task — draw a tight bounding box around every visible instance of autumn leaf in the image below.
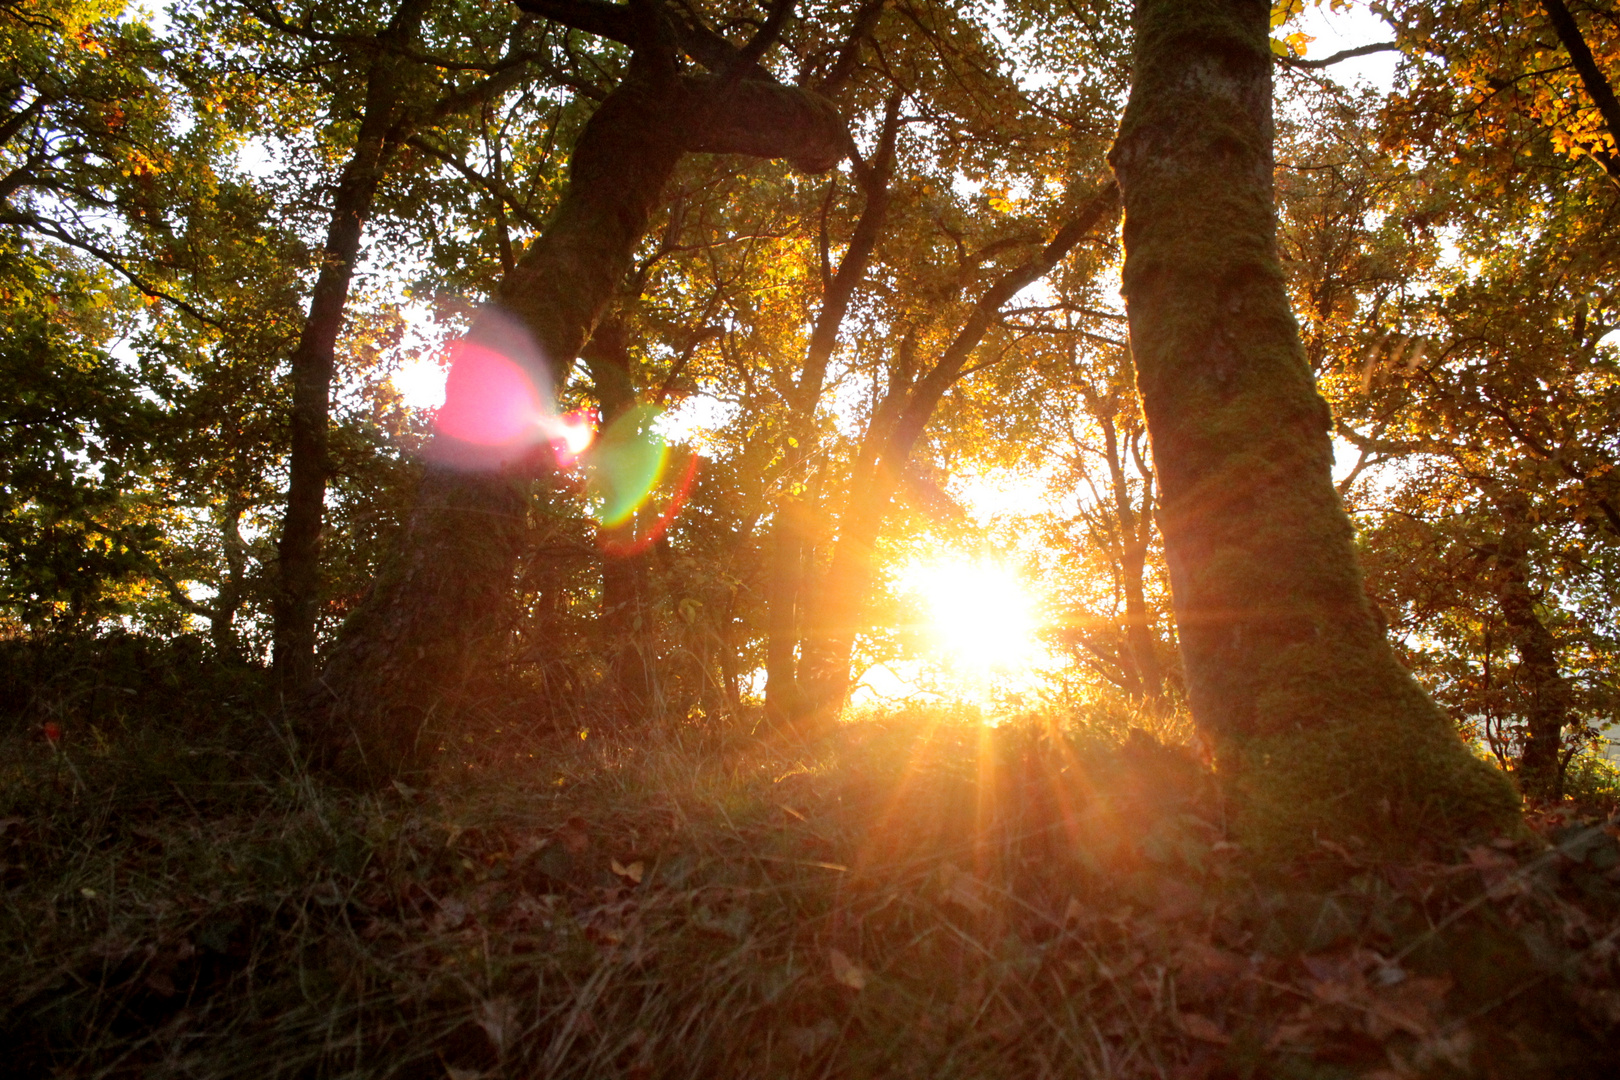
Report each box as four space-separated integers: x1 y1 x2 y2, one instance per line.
828 947 866 990
611 858 644 883
559 817 590 854
1178 1011 1231 1045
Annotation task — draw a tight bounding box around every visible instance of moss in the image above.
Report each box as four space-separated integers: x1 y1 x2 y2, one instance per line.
1109 0 1525 859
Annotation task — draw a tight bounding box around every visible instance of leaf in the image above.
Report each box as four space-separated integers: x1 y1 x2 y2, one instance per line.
828 947 866 990
1178 1011 1231 1044
559 817 590 854
611 858 644 883
475 997 518 1055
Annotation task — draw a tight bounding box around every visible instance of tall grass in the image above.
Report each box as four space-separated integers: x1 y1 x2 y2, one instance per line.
2 663 1618 1078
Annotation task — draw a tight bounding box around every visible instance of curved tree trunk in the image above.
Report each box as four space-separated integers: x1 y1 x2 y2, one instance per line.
1109 0 1520 854
305 3 849 783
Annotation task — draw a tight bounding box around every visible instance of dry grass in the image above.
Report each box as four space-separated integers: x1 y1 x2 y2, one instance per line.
2 703 1618 1079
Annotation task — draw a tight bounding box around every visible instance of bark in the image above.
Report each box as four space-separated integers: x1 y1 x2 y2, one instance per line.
794 184 1120 726
583 318 655 713
1109 0 1520 854
307 0 849 782
1493 498 1570 800
273 0 433 692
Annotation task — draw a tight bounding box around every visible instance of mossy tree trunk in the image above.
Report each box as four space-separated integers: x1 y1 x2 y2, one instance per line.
305 0 848 783
1109 0 1521 854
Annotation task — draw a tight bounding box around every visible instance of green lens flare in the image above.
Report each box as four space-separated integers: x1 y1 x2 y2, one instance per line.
584 403 668 527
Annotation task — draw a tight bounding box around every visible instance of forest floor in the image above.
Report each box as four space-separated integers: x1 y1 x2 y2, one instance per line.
3 700 1619 1079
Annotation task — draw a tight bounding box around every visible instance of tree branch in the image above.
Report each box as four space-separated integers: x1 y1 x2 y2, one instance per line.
1278 41 1398 70
406 135 547 230
1540 0 1620 178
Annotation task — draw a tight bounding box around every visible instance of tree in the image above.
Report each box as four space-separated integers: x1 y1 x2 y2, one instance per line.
1108 0 1520 854
1271 27 1620 800
306 0 850 781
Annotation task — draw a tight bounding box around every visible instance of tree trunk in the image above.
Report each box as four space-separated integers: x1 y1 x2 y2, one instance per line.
764 102 898 723
272 0 432 692
583 318 655 714
764 497 811 720
795 187 1119 728
305 6 848 782
1493 498 1569 800
1101 409 1162 703
1109 0 1520 854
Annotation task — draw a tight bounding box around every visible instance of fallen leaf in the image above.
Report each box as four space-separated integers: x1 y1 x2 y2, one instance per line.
476 997 518 1056
432 896 470 932
559 817 590 854
611 859 645 883
829 947 866 990
1178 1011 1230 1045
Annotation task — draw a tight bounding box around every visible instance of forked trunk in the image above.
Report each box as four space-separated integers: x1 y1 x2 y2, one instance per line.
1109 0 1520 853
305 6 848 782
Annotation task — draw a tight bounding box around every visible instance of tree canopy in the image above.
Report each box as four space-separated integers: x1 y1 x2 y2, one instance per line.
2 0 1616 816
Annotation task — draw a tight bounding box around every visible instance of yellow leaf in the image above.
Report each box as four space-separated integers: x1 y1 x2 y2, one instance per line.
828 947 866 990
1270 37 1288 57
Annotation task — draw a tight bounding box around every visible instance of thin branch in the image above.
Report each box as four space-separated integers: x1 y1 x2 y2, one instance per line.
1 211 223 328
406 135 546 230
1278 41 1398 70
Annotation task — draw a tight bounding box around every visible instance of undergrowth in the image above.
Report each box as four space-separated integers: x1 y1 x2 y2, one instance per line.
2 683 1618 1078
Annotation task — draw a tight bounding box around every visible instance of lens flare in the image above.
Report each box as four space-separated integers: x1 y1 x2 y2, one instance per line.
552 409 596 466
434 340 544 446
584 403 668 527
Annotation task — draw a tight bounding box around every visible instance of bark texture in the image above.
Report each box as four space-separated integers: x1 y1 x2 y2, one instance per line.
306 1 848 782
1109 0 1520 853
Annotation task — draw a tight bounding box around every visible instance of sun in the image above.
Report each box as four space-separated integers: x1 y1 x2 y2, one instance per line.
898 557 1043 676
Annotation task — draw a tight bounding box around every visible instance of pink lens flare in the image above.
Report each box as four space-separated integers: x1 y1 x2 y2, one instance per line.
434 340 545 447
